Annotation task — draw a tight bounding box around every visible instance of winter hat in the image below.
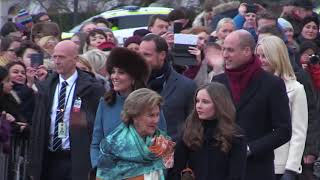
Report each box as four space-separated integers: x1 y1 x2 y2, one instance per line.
246 4 258 14
289 0 313 10
15 9 32 25
0 66 8 82
299 40 319 54
302 16 319 29
106 47 150 86
133 29 151 37
278 18 293 30
124 36 142 47
97 41 116 51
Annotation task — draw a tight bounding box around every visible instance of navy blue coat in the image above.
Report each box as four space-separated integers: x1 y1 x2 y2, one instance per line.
161 68 196 142
212 70 291 180
168 121 247 180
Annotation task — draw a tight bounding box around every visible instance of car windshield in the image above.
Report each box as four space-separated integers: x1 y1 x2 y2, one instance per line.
70 14 152 33
108 14 151 29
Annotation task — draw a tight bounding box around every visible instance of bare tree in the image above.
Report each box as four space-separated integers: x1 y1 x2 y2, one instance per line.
33 0 72 13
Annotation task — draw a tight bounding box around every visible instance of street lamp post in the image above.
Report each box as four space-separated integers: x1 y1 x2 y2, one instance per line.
73 0 78 26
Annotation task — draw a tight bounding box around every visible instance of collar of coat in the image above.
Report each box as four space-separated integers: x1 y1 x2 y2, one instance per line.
42 68 100 98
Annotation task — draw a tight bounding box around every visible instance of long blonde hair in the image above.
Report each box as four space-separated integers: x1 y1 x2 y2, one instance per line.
256 35 296 81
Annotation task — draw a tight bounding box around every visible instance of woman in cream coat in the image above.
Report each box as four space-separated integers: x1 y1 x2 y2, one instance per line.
255 35 308 180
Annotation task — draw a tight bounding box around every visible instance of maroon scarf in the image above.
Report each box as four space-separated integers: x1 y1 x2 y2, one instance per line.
225 56 262 103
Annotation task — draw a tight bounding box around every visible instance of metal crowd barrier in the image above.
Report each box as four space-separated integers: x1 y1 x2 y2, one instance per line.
0 144 9 180
0 135 29 180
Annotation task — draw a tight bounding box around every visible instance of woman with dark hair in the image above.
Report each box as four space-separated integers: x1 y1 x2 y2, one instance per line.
0 37 20 66
6 61 35 124
86 29 108 50
0 66 16 155
3 61 35 180
296 16 320 47
90 47 167 168
168 82 246 180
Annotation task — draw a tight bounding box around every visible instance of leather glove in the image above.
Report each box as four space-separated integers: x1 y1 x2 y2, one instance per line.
280 170 297 180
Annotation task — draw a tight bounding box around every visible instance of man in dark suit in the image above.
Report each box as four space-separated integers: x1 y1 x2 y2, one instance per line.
212 30 291 180
139 34 196 142
28 40 105 180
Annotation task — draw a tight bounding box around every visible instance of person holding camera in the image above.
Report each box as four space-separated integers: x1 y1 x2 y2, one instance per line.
299 40 320 180
15 41 48 82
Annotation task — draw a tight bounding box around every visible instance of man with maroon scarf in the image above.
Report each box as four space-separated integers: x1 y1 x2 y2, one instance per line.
212 30 291 180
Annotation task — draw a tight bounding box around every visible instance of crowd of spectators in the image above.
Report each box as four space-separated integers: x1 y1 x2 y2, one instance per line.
0 0 320 180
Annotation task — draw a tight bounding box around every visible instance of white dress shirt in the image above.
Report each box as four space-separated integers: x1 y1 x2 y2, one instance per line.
49 71 78 150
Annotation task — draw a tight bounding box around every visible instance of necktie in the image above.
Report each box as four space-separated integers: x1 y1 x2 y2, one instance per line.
52 81 68 151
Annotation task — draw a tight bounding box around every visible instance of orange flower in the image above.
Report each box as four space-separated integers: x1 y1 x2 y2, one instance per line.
149 135 176 168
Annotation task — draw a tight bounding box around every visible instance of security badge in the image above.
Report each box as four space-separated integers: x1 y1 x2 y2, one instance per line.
58 122 67 138
73 97 82 112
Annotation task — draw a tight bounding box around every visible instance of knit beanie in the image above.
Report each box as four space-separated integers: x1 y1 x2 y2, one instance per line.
124 36 142 47
278 18 294 30
133 29 151 37
246 4 257 14
15 9 32 25
299 40 319 54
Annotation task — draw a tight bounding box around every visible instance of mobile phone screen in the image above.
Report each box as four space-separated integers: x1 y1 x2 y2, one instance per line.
30 54 44 68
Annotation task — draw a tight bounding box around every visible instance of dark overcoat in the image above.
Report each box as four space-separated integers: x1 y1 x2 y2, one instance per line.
160 68 197 141
212 70 291 180
27 70 105 180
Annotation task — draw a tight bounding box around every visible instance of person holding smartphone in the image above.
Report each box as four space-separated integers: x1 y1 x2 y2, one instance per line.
15 41 48 88
233 3 264 41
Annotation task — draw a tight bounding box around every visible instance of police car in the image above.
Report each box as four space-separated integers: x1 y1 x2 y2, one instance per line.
62 6 172 45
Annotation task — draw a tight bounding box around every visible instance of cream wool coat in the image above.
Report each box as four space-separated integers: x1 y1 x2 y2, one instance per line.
274 79 308 174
